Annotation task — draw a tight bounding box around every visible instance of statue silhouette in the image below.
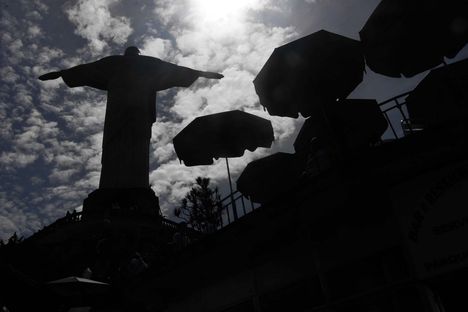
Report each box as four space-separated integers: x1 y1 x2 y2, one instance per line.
39 46 223 189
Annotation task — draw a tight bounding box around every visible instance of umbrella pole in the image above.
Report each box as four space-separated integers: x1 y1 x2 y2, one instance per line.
225 158 238 221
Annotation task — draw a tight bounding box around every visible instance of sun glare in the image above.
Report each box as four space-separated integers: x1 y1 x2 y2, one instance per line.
192 0 256 23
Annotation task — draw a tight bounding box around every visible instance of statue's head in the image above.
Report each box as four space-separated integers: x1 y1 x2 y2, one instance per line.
124 46 140 56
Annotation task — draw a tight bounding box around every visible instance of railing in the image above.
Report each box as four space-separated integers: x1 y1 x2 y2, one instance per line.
160 217 180 230
218 190 260 229
214 91 423 228
377 91 415 140
23 211 81 240
24 193 257 240
28 209 186 241
214 91 420 230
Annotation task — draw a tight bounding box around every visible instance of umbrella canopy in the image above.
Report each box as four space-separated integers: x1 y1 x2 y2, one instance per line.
47 276 109 298
253 30 365 118
294 99 388 152
360 0 468 77
236 153 304 204
406 58 468 126
48 276 109 285
173 110 274 166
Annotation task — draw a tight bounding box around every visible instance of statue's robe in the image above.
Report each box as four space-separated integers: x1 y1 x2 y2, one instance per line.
60 55 200 188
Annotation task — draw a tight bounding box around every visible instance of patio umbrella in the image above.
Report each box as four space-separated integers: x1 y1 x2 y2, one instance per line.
405 58 468 127
360 0 468 77
253 30 365 118
173 110 274 165
294 99 388 153
173 110 274 218
236 152 304 204
47 276 110 305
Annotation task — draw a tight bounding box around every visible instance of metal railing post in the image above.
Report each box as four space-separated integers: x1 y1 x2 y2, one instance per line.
225 158 238 221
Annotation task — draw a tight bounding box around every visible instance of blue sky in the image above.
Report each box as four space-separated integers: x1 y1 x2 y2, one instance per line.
1 0 467 240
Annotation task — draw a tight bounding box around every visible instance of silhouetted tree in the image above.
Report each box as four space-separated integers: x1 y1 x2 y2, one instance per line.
7 232 22 245
175 177 222 233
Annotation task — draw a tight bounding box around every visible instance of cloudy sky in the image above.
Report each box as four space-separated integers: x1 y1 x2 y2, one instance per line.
1 0 467 240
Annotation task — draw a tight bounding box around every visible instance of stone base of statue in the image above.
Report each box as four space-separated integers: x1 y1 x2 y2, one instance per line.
82 188 160 220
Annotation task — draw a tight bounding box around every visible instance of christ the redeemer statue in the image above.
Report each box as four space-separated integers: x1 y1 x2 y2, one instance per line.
39 46 223 189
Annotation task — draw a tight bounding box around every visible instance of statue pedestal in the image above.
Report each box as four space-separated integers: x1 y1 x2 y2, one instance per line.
82 188 160 220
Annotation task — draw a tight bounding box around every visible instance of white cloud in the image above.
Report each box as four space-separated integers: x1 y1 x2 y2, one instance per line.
141 0 302 219
27 24 42 38
48 168 79 184
0 151 38 168
0 66 20 83
0 1 109 238
31 0 49 13
37 47 64 65
141 37 175 59
65 0 133 54
0 216 19 241
9 39 24 53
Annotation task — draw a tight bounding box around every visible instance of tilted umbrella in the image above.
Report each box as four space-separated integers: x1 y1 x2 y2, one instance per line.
406 58 468 127
253 29 365 118
236 152 304 204
360 0 468 77
173 110 275 218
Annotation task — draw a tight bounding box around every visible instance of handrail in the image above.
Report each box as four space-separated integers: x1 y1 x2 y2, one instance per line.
378 91 412 107
27 209 184 241
219 190 243 204
215 90 419 229
24 192 256 240
377 90 414 140
217 190 259 229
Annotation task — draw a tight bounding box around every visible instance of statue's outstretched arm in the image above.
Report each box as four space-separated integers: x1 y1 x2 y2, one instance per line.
38 62 108 90
156 60 224 89
38 71 62 81
197 71 224 79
